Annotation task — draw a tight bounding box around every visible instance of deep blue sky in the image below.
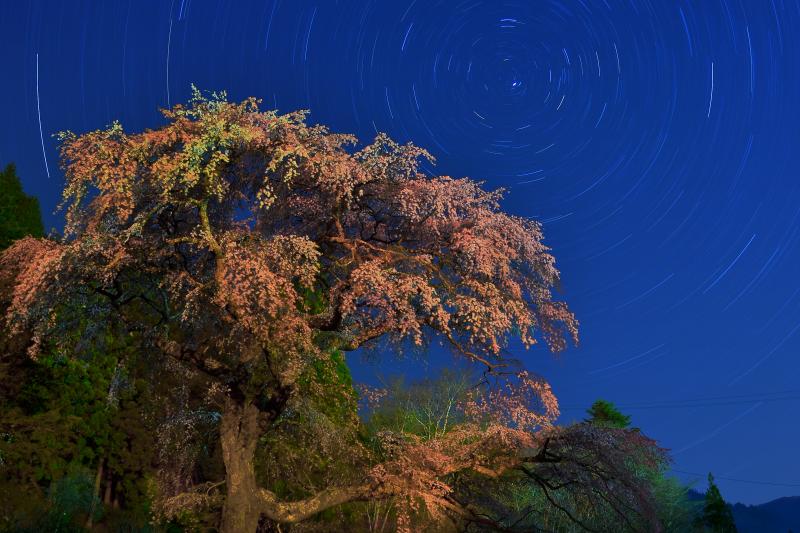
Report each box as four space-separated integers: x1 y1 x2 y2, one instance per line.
3 0 800 505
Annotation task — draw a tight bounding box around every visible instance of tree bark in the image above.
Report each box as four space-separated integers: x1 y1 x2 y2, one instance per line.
219 397 263 533
218 395 380 531
257 484 373 524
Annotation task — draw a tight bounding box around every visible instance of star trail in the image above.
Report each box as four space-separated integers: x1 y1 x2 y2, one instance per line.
2 0 800 504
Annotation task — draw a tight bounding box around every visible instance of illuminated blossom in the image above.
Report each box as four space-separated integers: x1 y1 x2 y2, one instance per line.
0 89 581 532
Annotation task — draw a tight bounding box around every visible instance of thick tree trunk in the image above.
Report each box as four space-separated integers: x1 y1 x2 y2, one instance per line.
217 395 376 531
219 398 263 533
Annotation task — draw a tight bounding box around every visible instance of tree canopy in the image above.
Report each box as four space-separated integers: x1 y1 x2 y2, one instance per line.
0 89 675 532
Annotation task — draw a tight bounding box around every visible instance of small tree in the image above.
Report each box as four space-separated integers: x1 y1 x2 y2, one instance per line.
1 89 584 532
0 163 44 250
698 473 738 532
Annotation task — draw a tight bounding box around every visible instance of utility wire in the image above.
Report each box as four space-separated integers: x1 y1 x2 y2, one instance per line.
671 469 800 488
560 389 800 411
555 391 800 488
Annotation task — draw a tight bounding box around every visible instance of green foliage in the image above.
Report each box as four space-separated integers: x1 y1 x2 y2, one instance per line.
0 163 44 251
585 401 703 531
104 379 159 514
0 331 158 528
1 353 114 487
697 473 738 532
298 283 328 316
298 349 358 425
0 468 99 533
364 368 472 442
489 474 700 533
652 475 703 533
253 349 370 530
586 399 632 428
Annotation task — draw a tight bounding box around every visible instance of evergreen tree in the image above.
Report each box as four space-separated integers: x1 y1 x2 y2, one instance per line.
586 398 632 428
698 473 738 532
0 163 44 250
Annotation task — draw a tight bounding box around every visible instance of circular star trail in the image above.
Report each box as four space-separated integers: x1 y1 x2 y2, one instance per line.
3 0 800 504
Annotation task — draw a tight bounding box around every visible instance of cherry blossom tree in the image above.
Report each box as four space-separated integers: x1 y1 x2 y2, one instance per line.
0 88 583 532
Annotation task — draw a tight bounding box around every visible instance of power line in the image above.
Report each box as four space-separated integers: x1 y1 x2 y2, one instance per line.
560 389 800 411
555 392 800 488
624 389 800 403
671 469 800 488
563 396 800 410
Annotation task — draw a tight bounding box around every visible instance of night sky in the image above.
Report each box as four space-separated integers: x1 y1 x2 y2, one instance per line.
3 0 800 505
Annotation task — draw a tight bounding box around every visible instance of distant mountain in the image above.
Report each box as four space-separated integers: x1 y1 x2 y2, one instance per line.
731 496 800 533
687 490 800 532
